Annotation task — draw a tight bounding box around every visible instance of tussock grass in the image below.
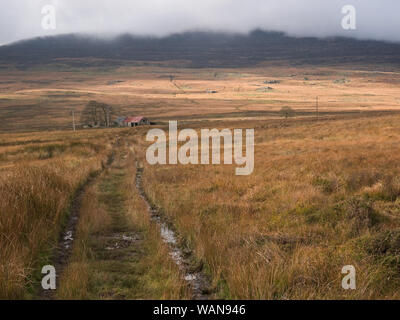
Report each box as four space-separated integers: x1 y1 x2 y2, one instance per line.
0 130 115 299
3 113 400 299
135 115 400 299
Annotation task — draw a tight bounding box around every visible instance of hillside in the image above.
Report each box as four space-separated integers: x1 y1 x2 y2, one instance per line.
1 30 400 67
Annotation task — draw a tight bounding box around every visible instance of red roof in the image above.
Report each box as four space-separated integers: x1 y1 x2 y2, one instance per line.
124 116 145 123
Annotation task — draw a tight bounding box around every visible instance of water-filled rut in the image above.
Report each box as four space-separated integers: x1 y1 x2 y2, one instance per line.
135 164 211 300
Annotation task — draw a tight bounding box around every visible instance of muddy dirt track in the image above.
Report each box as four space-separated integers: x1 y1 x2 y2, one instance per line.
38 140 211 300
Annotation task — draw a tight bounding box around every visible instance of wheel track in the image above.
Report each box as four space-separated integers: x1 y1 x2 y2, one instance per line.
38 141 117 300
135 164 212 300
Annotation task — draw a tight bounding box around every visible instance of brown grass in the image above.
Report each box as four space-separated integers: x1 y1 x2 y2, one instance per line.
131 114 400 299
3 113 400 299
2 60 400 300
0 129 116 299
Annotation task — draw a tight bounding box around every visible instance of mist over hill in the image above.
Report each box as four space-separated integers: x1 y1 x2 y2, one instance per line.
1 30 400 68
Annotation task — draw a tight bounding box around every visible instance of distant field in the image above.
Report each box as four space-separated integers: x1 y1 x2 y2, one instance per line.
1 60 400 132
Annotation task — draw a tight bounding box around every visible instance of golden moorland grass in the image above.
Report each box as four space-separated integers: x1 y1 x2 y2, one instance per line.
0 129 119 299
2 113 400 299
130 114 400 299
2 61 400 300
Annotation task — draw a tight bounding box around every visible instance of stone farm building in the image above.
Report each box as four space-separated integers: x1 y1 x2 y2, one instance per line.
123 116 150 127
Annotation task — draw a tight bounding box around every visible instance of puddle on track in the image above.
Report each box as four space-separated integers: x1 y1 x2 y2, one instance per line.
135 166 211 300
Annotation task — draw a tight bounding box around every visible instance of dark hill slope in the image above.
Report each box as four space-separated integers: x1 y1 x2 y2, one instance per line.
1 30 400 67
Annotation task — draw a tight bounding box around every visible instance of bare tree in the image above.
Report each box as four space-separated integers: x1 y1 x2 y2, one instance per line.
81 101 117 127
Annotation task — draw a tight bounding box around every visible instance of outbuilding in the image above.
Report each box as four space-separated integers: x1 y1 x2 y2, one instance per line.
123 116 150 127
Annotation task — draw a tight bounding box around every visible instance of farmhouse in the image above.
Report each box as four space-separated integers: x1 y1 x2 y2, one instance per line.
123 116 150 127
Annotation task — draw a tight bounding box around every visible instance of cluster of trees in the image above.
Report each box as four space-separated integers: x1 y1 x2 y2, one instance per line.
80 101 119 127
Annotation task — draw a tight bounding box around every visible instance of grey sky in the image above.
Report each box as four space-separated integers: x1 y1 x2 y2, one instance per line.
0 0 399 45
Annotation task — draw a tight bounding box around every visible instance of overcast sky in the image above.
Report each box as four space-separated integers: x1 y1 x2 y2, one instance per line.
0 0 399 45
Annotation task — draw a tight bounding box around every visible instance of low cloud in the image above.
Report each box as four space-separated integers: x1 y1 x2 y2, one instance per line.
1 0 399 45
